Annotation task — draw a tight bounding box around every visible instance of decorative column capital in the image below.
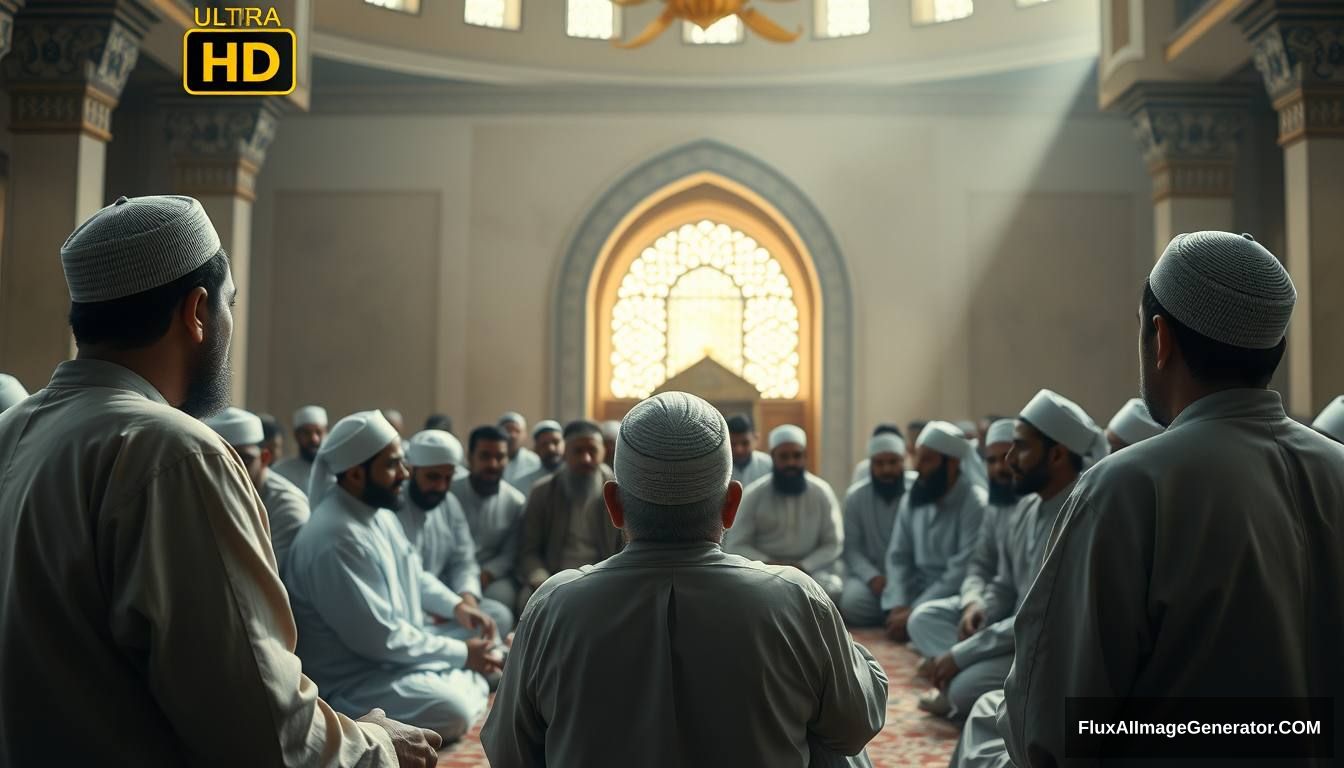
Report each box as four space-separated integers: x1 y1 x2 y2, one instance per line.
1238 0 1344 145
162 99 281 202
4 1 155 141
1119 82 1251 202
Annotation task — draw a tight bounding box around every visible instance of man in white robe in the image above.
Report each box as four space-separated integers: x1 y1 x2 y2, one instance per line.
849 423 906 487
286 410 503 741
499 411 542 487
727 413 773 487
399 429 514 636
0 373 27 414
0 195 434 766
724 424 845 601
452 425 529 614
917 392 1102 720
273 404 328 492
880 421 987 644
995 232 1344 767
512 419 563 495
1313 396 1344 444
839 432 911 627
204 407 311 574
1104 397 1164 452
482 391 887 767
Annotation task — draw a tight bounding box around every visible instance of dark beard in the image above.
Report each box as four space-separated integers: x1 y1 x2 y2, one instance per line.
988 478 1020 506
470 474 500 497
179 314 232 418
772 467 806 496
1013 455 1050 496
909 460 950 507
363 477 405 511
733 454 751 469
406 480 444 510
299 445 319 462
870 474 906 504
541 455 563 471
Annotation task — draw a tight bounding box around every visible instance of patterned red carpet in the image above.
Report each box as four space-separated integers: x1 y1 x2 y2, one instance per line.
436 628 960 767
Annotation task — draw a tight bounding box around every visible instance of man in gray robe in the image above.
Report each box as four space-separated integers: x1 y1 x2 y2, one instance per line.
273 404 328 492
1103 397 1164 452
204 407 311 574
839 432 910 627
850 424 906 486
727 412 773 487
453 425 529 616
399 429 514 636
499 411 542 487
0 373 27 414
724 424 845 601
1313 396 1343 444
995 232 1344 767
287 411 503 742
512 419 563 495
880 421 987 644
482 391 887 767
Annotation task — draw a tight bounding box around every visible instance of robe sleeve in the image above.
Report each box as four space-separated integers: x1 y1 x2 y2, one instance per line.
842 491 881 584
724 490 771 564
982 520 1018 624
950 614 1015 668
265 493 309 577
880 505 916 610
482 501 522 579
959 506 1000 609
1002 472 1154 768
517 483 553 588
915 500 984 606
479 593 549 768
799 484 844 574
107 453 398 768
806 590 889 754
440 501 483 598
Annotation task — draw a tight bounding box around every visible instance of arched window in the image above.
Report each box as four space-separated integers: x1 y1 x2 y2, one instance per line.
912 0 973 25
465 0 521 30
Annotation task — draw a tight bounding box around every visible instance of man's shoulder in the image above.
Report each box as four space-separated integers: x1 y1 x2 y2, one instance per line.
262 471 308 509
803 472 838 499
497 480 527 505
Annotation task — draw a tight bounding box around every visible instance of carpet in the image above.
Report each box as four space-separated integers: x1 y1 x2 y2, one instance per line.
436 628 959 766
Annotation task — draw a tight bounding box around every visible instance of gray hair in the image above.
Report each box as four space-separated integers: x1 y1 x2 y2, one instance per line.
619 486 726 543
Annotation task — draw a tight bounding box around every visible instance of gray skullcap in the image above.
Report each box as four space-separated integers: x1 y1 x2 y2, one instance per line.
498 411 526 428
203 406 264 447
292 405 328 429
868 433 906 458
1150 231 1296 350
407 429 463 468
61 195 222 303
1107 398 1164 446
984 419 1016 447
615 391 732 505
0 374 28 412
1021 389 1110 469
1314 396 1344 442
532 419 562 438
307 410 399 506
768 424 807 450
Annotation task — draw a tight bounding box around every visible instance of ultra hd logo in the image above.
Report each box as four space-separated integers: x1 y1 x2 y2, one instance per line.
183 7 295 96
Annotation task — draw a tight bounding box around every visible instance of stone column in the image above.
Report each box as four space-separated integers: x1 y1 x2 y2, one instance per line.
1239 0 1344 415
164 99 280 406
0 1 154 388
1121 82 1249 257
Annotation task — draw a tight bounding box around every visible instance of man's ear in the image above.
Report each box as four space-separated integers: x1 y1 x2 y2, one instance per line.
721 481 743 530
1153 315 1174 371
603 481 624 529
181 287 210 345
261 447 274 468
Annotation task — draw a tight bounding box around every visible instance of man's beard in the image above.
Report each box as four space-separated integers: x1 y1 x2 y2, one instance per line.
363 477 405 511
909 459 950 507
541 454 563 471
870 473 906 504
733 453 751 469
988 477 1019 506
299 444 319 462
1012 455 1050 496
406 480 444 510
562 468 603 505
470 474 500 497
772 467 806 496
179 317 231 418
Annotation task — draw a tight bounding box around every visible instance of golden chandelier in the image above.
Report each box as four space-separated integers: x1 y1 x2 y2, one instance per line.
612 0 802 48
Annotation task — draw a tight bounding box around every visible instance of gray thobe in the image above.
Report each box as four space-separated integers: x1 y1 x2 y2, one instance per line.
511 464 556 496
260 469 310 575
838 478 906 626
502 446 542 487
0 360 396 767
481 541 887 768
272 454 315 496
724 473 845 599
1002 390 1344 767
451 480 527 610
732 449 773 488
286 487 489 740
880 475 986 611
397 494 513 635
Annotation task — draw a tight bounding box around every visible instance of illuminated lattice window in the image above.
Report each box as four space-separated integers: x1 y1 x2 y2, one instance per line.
912 0 973 25
568 0 619 39
683 16 744 44
816 0 870 38
610 220 801 400
365 0 420 12
466 0 521 30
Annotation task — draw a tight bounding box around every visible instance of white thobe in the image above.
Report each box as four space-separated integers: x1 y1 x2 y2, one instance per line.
285 488 489 738
502 446 542 487
451 480 527 580
1002 389 1344 767
397 493 515 634
272 454 315 496
724 473 845 596
260 470 310 575
481 540 887 767
838 479 906 625
511 464 556 496
731 450 773 488
0 359 396 767
880 475 987 610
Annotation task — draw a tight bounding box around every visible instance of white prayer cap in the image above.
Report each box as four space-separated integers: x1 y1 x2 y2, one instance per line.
0 374 28 413
915 420 986 488
984 419 1016 448
532 419 562 438
498 411 526 428
868 433 906 458
203 407 264 447
614 391 731 505
768 424 807 450
1313 396 1344 443
406 429 463 468
1020 389 1109 468
60 195 222 303
307 410 399 506
292 406 328 429
1107 398 1164 447
1150 231 1296 350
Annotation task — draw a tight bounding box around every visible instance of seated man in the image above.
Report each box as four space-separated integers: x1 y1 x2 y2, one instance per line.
838 431 910 627
724 424 845 601
879 421 987 643
849 423 905 486
451 426 529 616
1103 397 1164 453
400 429 514 635
482 392 887 767
512 420 564 495
272 405 327 493
516 420 622 608
727 413 773 487
286 410 503 740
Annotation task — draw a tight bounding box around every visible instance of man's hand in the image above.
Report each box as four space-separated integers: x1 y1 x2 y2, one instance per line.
867 575 887 596
480 570 495 589
884 606 912 642
930 652 960 690
465 637 505 677
459 593 479 609
958 603 987 640
453 600 497 641
358 708 440 768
